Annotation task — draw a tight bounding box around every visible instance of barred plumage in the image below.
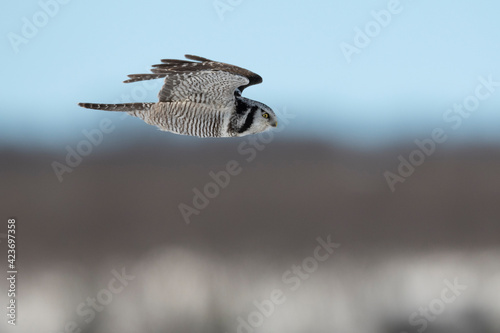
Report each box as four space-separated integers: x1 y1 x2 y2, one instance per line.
79 55 278 138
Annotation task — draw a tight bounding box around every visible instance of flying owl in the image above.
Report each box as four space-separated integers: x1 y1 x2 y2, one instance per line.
78 55 277 137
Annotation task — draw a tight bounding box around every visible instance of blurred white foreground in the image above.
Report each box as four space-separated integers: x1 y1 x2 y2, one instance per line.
6 249 500 333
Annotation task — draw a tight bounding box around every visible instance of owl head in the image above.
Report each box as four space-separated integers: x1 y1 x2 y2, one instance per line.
234 98 278 136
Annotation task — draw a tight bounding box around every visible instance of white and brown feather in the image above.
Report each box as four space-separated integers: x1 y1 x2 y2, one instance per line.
130 102 230 137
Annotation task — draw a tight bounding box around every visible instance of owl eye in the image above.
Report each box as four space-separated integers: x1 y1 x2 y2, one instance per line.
262 112 269 119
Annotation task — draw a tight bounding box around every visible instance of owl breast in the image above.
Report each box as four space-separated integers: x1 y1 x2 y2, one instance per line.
130 102 233 138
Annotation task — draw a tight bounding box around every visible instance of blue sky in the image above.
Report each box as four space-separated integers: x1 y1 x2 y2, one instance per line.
2 0 500 149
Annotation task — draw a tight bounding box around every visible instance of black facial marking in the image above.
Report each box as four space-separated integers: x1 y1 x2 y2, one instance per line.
238 106 259 133
235 98 248 115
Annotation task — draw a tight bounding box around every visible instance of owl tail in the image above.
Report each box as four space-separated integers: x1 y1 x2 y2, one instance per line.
78 102 155 112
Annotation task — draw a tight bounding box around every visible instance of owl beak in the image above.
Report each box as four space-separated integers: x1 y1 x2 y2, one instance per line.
270 120 278 127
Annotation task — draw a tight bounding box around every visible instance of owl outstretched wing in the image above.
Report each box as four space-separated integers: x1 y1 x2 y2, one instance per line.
123 55 263 104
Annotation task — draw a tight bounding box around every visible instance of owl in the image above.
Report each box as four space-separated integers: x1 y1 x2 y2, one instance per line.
78 55 277 137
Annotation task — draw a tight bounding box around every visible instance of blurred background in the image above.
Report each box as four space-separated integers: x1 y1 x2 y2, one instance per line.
1 0 500 332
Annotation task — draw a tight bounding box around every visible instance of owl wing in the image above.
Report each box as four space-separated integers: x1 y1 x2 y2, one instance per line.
124 55 263 104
